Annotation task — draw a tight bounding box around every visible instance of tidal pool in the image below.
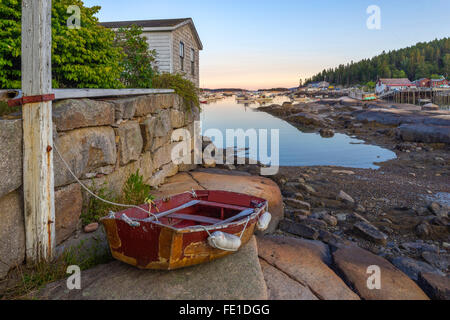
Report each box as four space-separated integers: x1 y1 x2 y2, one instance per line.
200 97 397 169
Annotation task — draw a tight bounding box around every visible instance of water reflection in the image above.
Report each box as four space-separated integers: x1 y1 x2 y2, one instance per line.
200 96 397 169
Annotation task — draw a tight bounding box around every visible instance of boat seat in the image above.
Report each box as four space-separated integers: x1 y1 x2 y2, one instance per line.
168 213 222 225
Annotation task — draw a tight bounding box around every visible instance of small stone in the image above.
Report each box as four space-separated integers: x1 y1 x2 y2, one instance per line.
332 170 355 175
303 218 328 230
416 222 432 237
337 190 355 204
354 221 388 246
294 193 304 201
298 183 316 194
355 204 366 213
284 198 311 211
292 209 311 217
279 220 319 240
84 223 99 233
443 242 450 250
381 218 393 224
319 128 335 138
322 214 338 227
429 202 441 216
336 213 348 222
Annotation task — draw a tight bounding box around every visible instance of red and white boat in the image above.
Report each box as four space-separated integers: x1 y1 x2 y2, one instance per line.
101 190 271 270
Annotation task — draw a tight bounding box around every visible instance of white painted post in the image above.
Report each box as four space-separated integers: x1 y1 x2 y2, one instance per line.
21 0 55 263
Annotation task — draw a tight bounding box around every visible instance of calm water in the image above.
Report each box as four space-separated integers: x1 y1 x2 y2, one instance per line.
200 96 397 169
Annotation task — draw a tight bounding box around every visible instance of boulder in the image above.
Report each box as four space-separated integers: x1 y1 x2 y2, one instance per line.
337 190 355 204
54 127 117 187
259 259 318 300
421 252 449 272
0 191 25 279
279 219 319 240
284 198 311 211
286 112 326 127
257 235 359 300
391 257 444 281
417 272 450 300
396 124 450 144
37 236 267 300
52 99 114 131
353 221 388 246
55 184 82 245
115 121 144 166
422 103 440 111
333 245 429 300
0 119 22 198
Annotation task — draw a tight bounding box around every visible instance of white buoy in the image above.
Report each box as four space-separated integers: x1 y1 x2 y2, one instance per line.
208 231 242 252
257 212 272 231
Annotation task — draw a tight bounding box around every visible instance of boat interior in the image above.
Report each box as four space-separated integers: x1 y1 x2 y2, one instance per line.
114 191 266 230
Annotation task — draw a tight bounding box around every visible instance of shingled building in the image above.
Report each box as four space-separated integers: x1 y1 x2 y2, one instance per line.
101 18 203 87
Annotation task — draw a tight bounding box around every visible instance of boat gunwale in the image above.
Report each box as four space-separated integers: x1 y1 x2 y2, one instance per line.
100 191 268 234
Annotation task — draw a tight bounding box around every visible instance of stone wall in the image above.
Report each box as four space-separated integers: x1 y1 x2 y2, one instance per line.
0 93 199 278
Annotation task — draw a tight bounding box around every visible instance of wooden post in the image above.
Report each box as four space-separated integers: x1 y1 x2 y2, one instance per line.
22 0 55 263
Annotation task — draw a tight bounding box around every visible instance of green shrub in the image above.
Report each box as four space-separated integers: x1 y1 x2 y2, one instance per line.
153 73 200 112
121 169 153 206
81 180 118 226
82 170 153 225
0 0 124 89
114 25 157 88
0 100 20 117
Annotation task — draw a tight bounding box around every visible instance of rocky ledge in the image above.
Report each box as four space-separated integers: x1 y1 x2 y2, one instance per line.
34 168 447 300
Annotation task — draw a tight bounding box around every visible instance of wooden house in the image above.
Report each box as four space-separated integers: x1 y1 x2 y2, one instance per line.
101 18 203 87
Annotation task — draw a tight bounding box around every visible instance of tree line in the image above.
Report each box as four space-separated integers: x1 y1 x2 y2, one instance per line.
304 38 450 86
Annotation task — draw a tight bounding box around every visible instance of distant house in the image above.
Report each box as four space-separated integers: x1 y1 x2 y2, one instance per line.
413 78 431 88
101 18 203 87
376 78 414 94
430 76 449 88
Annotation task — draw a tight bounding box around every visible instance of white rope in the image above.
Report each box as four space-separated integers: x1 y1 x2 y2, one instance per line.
240 216 251 240
53 143 159 221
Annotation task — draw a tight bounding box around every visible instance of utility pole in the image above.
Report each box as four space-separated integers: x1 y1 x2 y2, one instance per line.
21 0 55 263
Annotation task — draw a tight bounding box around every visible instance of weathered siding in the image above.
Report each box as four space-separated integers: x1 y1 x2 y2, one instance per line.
143 31 172 74
171 24 200 87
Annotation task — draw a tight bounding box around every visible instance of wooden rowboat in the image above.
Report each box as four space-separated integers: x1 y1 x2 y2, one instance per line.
100 190 271 270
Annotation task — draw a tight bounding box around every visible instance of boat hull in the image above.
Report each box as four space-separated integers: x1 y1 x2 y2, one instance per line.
101 190 267 270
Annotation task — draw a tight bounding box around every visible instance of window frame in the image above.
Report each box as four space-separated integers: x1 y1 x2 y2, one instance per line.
190 48 195 76
179 41 185 71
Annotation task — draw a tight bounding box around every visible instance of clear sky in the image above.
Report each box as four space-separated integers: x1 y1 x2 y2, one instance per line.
85 0 450 90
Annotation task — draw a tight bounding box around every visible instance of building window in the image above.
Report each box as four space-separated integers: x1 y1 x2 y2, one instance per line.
179 42 184 71
191 48 195 76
